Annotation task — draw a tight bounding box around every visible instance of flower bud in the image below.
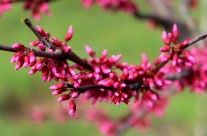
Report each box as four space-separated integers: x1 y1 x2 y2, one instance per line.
69 100 76 116
65 25 73 42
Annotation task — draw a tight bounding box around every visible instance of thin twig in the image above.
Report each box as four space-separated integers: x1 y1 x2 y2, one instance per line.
66 84 113 93
22 18 93 70
22 18 58 51
66 80 148 93
185 32 207 48
165 69 192 80
133 10 186 31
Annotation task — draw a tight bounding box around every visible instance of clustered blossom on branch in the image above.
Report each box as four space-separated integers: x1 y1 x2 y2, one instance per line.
160 24 195 73
82 0 138 14
24 0 51 21
172 46 207 93
0 0 50 20
47 23 182 117
0 0 206 136
1 17 207 120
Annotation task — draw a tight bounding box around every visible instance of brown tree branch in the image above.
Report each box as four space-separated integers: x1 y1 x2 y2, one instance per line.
0 44 93 70
22 18 59 51
185 32 207 48
22 18 93 70
165 69 192 80
133 10 192 41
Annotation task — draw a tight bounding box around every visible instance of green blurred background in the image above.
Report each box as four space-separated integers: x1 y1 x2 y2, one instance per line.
0 0 206 136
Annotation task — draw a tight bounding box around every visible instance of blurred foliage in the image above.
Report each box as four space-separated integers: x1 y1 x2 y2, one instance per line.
0 0 203 136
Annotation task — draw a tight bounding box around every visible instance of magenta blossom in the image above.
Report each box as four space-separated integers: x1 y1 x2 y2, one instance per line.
0 0 12 16
82 0 138 14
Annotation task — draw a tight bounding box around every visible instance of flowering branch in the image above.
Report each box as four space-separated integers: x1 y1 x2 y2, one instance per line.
23 18 58 50
22 18 93 70
66 80 148 94
0 43 92 70
0 1 204 136
151 31 207 80
66 84 113 93
0 18 206 118
0 0 52 20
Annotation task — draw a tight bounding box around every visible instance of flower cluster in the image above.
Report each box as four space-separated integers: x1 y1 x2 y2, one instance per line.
50 43 173 116
171 45 207 93
0 0 50 20
10 18 79 116
0 0 206 135
1 14 207 136
82 0 138 14
9 18 175 117
0 0 12 16
11 23 73 81
23 0 51 21
160 24 195 72
8 20 207 133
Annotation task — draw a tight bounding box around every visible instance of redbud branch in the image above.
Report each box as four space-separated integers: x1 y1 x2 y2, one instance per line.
152 59 169 74
78 85 113 92
153 32 207 75
0 44 62 58
185 32 207 48
129 81 148 90
65 80 148 94
63 52 93 70
22 18 93 70
116 27 207 136
0 44 18 52
0 44 93 70
22 18 58 51
165 69 192 80
66 84 113 93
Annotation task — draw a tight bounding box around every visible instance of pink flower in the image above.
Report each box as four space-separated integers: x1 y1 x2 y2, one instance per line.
0 0 12 16
65 25 73 42
69 100 76 116
82 0 94 8
23 0 51 21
